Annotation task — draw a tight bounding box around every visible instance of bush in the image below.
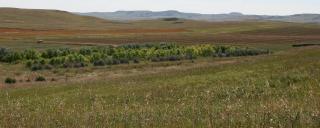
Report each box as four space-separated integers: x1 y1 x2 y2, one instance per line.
74 62 86 68
2 44 271 70
79 48 93 55
2 52 23 63
40 59 46 65
93 60 106 66
26 79 31 82
0 48 10 61
35 76 46 81
163 18 180 21
51 78 56 81
168 56 181 61
151 57 160 62
112 59 121 65
5 77 16 84
44 65 53 70
31 65 43 71
23 49 40 60
26 60 33 67
133 58 140 63
62 63 73 68
119 58 129 64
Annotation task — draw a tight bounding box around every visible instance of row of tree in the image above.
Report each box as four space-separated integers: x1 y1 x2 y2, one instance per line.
0 43 270 70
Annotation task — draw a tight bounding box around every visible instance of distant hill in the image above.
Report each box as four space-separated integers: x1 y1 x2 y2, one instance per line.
77 10 265 21
266 14 320 23
78 10 320 23
1 7 319 32
0 8 127 29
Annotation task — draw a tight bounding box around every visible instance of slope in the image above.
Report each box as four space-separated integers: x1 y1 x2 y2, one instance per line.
0 8 130 30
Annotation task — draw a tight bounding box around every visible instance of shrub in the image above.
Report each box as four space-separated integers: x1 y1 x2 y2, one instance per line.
79 48 93 55
133 58 140 63
119 58 129 64
49 57 66 66
2 52 23 63
5 77 16 84
26 60 33 67
93 60 106 66
0 48 10 61
40 59 46 65
112 59 121 65
151 57 160 62
2 44 271 70
168 55 181 61
163 18 180 21
23 49 40 60
44 65 53 70
104 57 114 65
74 62 86 68
35 76 46 81
26 79 31 82
31 65 43 71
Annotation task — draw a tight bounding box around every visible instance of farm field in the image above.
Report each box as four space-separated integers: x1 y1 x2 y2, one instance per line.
0 8 320 127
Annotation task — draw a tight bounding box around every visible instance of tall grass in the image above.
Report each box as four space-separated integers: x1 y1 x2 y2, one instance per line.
0 47 319 127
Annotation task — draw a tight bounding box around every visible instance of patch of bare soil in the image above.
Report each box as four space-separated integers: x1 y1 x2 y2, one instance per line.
0 59 238 89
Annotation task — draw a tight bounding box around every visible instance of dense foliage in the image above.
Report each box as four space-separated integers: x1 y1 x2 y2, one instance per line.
35 76 46 81
0 43 270 70
4 77 16 84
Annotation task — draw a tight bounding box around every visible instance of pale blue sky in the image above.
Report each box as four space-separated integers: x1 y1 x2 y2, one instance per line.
0 0 319 15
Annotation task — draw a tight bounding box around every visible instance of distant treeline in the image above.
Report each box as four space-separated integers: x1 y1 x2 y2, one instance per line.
292 43 320 47
0 43 270 70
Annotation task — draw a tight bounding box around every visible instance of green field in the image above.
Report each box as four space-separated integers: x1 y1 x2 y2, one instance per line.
0 8 320 127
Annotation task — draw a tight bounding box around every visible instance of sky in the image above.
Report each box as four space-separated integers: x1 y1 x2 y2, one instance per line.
0 0 319 15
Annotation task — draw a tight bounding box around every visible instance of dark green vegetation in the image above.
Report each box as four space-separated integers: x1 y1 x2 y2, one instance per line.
292 43 320 47
0 8 320 127
4 78 16 84
0 43 269 71
35 76 46 82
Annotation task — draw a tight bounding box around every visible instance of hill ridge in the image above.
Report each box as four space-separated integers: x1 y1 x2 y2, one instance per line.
78 10 320 23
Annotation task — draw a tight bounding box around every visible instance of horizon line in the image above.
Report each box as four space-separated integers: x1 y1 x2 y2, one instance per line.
1 7 320 16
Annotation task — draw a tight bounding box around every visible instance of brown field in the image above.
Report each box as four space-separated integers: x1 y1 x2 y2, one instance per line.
1 19 320 47
0 27 187 36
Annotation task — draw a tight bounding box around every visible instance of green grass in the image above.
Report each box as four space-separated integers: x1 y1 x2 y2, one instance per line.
0 46 319 127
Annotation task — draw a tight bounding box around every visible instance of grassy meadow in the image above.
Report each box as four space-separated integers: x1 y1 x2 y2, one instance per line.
0 46 319 127
0 8 320 127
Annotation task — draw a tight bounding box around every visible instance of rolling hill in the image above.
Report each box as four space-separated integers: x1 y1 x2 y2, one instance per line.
0 8 131 30
77 10 265 21
78 10 320 23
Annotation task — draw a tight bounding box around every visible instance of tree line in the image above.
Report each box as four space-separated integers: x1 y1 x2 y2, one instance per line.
0 43 270 70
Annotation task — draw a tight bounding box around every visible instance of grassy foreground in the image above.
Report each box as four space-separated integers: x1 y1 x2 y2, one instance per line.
0 46 320 127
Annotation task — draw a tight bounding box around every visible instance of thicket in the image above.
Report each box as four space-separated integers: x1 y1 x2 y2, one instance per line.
0 43 270 70
35 76 46 81
5 77 16 84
